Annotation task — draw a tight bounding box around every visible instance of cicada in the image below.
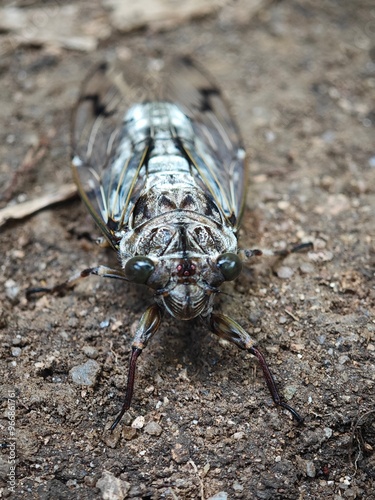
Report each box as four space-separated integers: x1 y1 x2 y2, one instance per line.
31 56 303 429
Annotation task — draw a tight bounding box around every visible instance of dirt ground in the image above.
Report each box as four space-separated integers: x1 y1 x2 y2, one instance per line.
1 1 375 499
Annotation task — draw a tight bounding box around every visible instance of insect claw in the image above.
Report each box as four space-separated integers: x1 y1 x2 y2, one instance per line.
209 314 303 424
274 241 313 258
239 248 263 260
26 282 72 299
280 402 304 424
109 413 124 432
26 286 55 299
110 347 143 432
249 346 303 424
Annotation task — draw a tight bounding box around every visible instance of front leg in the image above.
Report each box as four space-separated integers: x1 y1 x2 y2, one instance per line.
209 313 303 424
110 304 162 431
26 265 128 298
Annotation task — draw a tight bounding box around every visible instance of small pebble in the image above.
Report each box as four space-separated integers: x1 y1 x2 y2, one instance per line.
207 493 228 500
69 360 100 386
96 471 130 500
131 416 145 429
338 355 349 365
324 427 333 439
363 442 373 452
277 266 294 279
344 488 359 498
322 130 335 143
368 155 375 168
308 250 334 262
82 346 99 359
265 130 276 142
84 476 97 487
144 421 162 436
5 279 19 300
300 262 314 274
306 461 316 478
277 200 290 210
103 431 120 449
122 426 137 440
290 343 304 352
284 385 297 400
233 482 243 492
11 347 22 357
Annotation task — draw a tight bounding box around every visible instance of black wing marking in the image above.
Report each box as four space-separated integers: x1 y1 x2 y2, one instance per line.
163 56 247 228
71 62 153 248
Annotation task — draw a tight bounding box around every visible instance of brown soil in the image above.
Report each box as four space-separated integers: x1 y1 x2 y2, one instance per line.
1 1 374 499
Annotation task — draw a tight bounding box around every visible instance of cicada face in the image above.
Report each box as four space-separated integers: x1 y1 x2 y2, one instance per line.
124 253 243 321
127 254 219 321
155 253 242 320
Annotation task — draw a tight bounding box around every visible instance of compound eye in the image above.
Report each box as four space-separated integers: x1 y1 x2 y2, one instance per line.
125 256 155 284
217 253 242 281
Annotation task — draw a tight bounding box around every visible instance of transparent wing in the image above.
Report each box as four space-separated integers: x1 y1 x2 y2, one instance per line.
71 61 154 248
163 56 247 228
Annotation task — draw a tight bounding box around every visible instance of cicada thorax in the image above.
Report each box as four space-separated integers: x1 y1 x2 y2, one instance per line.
97 99 240 321
117 196 239 320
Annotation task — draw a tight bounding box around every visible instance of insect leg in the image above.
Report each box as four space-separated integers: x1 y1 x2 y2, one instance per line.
209 313 303 424
272 241 313 258
26 266 128 299
110 304 162 431
249 241 313 259
241 242 313 261
239 248 263 260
